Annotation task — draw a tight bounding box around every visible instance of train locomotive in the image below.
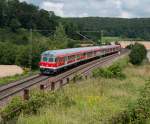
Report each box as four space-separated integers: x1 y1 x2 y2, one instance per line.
39 45 121 74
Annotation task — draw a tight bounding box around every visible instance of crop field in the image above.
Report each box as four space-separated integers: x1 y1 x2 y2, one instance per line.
0 65 23 78
15 57 150 124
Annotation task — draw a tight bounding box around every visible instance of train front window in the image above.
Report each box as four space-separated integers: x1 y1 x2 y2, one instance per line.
42 57 48 62
49 58 54 62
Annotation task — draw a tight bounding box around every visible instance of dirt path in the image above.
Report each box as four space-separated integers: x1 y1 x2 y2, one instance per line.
0 65 23 78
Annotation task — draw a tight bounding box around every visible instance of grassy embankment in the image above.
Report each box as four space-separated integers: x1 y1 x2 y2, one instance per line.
0 70 39 86
14 56 150 124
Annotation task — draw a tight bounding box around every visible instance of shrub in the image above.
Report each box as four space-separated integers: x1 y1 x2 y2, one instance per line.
93 64 125 79
0 90 76 122
129 43 147 65
126 44 134 49
24 91 47 114
0 97 24 121
108 64 125 78
98 68 114 78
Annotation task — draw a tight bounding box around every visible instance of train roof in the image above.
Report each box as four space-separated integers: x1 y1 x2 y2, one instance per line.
42 45 119 57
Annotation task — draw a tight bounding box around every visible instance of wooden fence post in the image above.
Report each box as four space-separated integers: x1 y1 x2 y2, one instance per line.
51 82 55 91
40 84 45 90
85 75 88 80
67 78 69 84
23 89 29 100
60 80 63 87
73 77 76 83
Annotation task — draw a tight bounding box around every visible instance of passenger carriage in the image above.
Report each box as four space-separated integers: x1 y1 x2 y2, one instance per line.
39 45 121 74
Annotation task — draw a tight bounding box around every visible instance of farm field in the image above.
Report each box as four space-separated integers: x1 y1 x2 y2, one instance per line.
0 65 23 78
16 57 150 124
119 41 150 50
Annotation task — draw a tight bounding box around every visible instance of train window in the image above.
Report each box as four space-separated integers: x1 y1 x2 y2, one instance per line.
49 58 54 62
55 58 58 62
61 57 65 62
42 57 48 62
77 55 80 59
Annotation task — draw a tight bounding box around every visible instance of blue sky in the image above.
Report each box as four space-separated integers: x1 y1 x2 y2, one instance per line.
19 0 150 18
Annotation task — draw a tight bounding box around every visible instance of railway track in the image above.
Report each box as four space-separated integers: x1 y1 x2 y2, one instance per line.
0 49 128 103
0 75 49 101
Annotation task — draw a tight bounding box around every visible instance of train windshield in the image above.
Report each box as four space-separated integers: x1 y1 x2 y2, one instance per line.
42 57 48 62
49 58 54 62
42 55 55 62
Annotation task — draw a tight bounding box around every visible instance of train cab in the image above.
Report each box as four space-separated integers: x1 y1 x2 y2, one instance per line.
39 54 57 74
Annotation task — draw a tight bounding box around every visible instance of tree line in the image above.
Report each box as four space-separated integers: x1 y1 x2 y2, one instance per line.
62 17 150 41
1 0 150 41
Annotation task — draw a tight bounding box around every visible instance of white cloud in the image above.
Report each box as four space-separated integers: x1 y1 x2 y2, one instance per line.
19 0 27 2
78 13 88 17
121 11 132 18
40 1 64 16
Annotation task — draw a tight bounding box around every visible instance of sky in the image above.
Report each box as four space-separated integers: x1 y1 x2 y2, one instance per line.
19 0 150 18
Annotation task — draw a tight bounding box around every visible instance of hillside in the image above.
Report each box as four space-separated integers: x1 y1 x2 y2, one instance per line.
62 17 150 40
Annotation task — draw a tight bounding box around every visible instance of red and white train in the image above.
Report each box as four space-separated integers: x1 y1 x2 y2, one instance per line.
39 45 121 74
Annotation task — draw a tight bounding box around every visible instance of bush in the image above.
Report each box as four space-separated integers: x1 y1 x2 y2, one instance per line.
126 44 134 49
129 43 147 65
0 42 18 65
0 91 48 122
23 91 47 114
93 64 125 79
109 64 125 78
0 97 24 121
0 90 76 122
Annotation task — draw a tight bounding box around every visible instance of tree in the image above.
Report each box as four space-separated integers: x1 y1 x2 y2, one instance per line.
31 40 49 68
67 39 77 48
15 45 30 67
53 23 68 49
0 42 17 65
10 18 21 32
129 43 147 65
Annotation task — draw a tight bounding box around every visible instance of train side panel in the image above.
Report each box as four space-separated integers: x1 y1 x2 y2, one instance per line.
39 45 121 74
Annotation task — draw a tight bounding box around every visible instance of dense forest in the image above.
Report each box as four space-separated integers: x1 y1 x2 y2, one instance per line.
62 17 150 40
0 0 150 69
0 0 59 32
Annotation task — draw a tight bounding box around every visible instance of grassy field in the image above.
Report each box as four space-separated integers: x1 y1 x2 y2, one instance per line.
0 70 38 86
102 36 144 43
14 56 150 124
102 36 122 43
